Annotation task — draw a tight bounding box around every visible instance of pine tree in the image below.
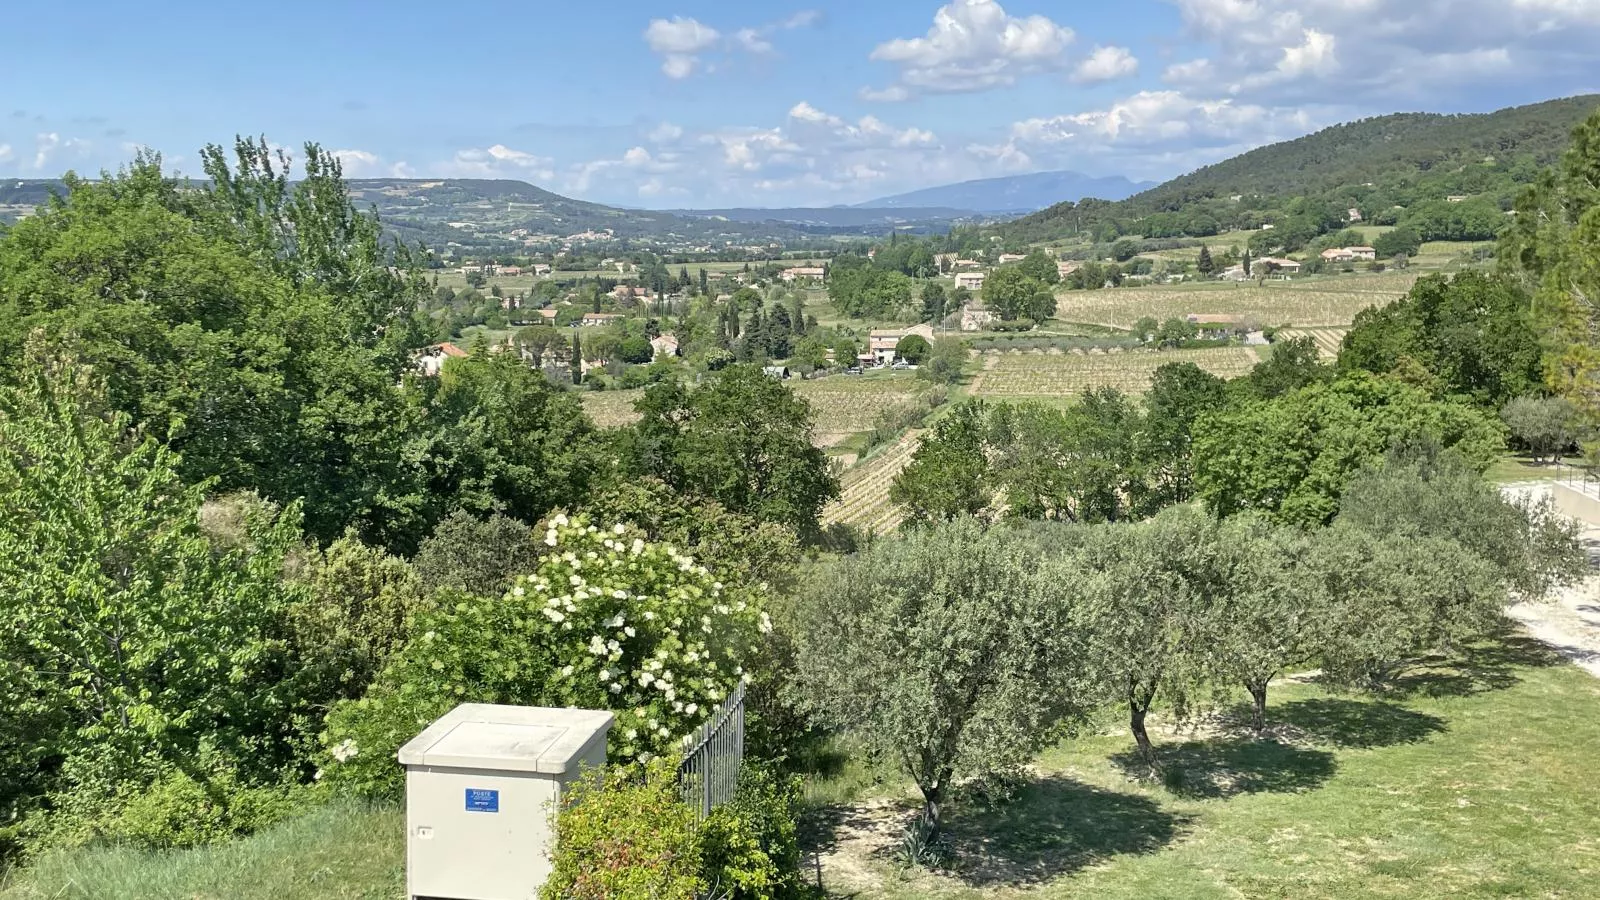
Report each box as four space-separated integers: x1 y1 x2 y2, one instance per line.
698 268 709 295
791 293 806 336
1242 249 1253 277
1197 245 1215 276
571 332 583 385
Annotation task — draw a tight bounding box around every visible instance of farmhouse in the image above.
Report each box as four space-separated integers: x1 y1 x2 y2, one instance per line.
650 334 679 360
1347 246 1376 261
953 259 982 269
1255 256 1302 275
536 307 559 322
780 266 827 283
867 323 936 367
533 264 551 276
1057 261 1081 280
954 270 987 291
997 253 1027 264
960 305 997 332
579 312 624 327
414 342 468 378
1347 208 1363 223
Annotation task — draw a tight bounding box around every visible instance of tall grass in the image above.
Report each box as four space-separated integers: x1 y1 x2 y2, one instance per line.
0 801 404 900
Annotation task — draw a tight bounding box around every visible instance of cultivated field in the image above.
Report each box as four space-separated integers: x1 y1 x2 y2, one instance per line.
1056 274 1415 330
578 373 935 449
970 346 1262 399
580 389 645 428
822 430 921 534
792 374 936 447
1277 327 1349 360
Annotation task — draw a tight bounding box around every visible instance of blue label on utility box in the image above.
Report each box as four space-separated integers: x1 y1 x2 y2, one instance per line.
465 788 499 812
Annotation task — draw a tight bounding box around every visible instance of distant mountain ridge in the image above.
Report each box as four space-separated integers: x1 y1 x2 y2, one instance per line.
664 206 999 228
861 170 1156 213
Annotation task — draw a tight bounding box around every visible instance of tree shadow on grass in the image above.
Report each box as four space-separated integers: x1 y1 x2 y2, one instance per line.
1385 631 1565 699
1109 738 1337 800
942 776 1189 887
1272 698 1447 749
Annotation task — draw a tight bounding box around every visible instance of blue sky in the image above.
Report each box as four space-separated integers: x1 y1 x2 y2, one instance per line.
6 0 1600 207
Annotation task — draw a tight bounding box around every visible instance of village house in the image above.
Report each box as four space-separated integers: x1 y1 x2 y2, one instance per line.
1347 208 1363 223
997 253 1027 264
415 342 468 378
954 270 987 291
649 334 679 360
960 305 997 332
532 263 551 276
579 312 624 327
500 266 523 276
536 307 560 323
953 259 983 269
1348 246 1376 261
866 324 936 367
1254 256 1302 276
1056 260 1081 280
780 266 827 283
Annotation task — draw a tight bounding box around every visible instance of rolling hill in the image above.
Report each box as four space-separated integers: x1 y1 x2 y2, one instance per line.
1003 94 1600 244
863 170 1154 213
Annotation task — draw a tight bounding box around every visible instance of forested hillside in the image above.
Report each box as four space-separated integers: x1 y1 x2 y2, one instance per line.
1004 95 1600 247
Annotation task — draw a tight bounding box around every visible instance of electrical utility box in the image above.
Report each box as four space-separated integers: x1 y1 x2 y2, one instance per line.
398 703 614 900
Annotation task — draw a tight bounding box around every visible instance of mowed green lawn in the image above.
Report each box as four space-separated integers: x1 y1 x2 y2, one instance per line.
810 635 1600 900
4 636 1596 899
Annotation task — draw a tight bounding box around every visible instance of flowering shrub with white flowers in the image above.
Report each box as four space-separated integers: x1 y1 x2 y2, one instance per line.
318 514 770 798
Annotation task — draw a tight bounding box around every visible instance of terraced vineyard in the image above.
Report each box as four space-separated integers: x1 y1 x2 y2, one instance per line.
579 374 935 449
822 430 921 534
792 374 937 448
972 346 1261 398
1277 326 1349 359
1057 273 1413 329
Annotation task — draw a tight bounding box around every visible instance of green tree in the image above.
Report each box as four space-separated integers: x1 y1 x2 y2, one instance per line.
1501 394 1580 463
630 366 838 541
792 519 1093 840
1338 272 1542 409
410 511 540 599
917 337 969 385
1140 363 1229 511
1017 250 1062 285
1075 507 1231 771
1193 373 1505 526
920 281 948 323
890 400 992 524
981 266 1043 321
896 334 931 364
1195 245 1216 276
0 354 307 842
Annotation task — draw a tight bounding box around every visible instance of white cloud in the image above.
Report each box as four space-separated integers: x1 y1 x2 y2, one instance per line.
0 144 14 164
1164 0 1600 102
331 148 380 176
645 16 721 79
444 144 556 180
648 122 685 143
643 10 821 79
1072 46 1139 84
31 133 91 172
864 0 1076 98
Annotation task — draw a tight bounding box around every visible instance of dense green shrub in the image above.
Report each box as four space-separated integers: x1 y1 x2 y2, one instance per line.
700 766 806 900
410 511 539 599
541 763 703 900
318 515 769 798
0 354 312 852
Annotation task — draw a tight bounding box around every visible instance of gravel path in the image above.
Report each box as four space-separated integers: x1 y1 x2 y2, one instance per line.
1503 482 1600 678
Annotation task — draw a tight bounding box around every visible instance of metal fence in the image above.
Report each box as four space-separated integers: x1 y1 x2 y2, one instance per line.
676 681 746 820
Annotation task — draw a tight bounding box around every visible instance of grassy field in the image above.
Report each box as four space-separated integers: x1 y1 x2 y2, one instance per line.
0 801 404 900
1056 274 1415 330
807 635 1600 899
970 346 1262 399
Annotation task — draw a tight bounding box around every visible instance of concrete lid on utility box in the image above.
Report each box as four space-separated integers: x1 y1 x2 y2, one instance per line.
397 703 614 775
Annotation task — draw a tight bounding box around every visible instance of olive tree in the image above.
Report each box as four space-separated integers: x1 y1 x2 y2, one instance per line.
1500 395 1579 464
1074 506 1230 771
791 518 1093 841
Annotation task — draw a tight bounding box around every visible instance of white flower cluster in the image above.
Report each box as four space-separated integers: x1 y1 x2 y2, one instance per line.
519 514 771 764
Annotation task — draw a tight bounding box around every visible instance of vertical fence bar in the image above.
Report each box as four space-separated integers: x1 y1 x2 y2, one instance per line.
676 682 746 821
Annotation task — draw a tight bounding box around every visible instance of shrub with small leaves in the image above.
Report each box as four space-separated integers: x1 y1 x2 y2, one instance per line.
541 762 703 900
319 514 768 798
